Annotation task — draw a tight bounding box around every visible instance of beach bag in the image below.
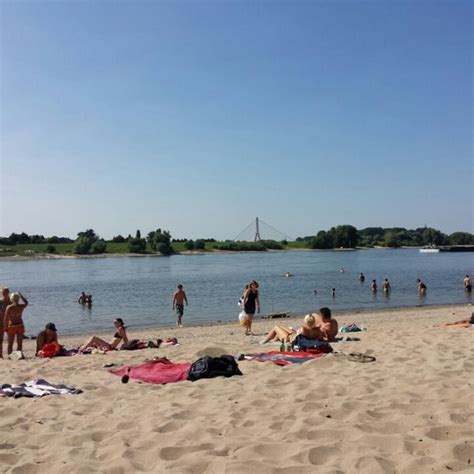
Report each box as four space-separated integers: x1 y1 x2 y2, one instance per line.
291 335 333 353
187 355 243 381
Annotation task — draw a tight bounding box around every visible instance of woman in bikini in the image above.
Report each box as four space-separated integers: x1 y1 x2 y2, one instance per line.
80 318 128 352
4 292 28 356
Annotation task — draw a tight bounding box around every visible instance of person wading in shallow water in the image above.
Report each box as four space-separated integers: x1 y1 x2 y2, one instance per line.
172 284 188 328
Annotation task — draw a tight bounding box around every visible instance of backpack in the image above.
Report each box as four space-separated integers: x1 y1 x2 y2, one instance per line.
187 355 243 382
291 335 333 353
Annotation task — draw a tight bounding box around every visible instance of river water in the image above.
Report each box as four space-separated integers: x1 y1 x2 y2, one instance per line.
0 249 472 335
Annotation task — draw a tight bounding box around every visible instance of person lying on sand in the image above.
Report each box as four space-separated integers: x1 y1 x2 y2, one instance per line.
36 323 60 355
261 314 321 344
80 318 128 352
444 314 474 328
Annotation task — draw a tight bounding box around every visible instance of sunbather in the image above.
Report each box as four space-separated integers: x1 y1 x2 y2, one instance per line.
80 318 128 352
445 314 474 327
261 314 322 344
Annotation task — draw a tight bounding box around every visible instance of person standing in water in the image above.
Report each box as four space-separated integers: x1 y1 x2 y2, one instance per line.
78 292 87 304
371 279 377 293
172 284 188 327
359 273 365 283
464 275 472 292
382 278 391 294
417 279 427 294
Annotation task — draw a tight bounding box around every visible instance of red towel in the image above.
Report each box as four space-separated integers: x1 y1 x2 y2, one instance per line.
111 358 191 384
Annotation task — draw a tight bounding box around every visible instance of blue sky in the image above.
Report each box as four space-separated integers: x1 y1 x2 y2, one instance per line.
1 0 472 240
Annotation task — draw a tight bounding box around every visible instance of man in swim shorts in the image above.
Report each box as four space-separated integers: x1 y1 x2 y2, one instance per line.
4 292 28 356
0 287 10 358
172 284 188 327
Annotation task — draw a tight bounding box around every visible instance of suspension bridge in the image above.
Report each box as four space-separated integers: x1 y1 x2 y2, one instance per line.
233 217 294 242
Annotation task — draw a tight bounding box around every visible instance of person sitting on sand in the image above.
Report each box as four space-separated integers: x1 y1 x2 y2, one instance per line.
4 292 29 356
261 314 321 344
80 318 128 352
36 323 60 355
314 307 339 340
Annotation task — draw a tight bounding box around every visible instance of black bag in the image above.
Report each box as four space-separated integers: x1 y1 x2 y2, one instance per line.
291 335 333 353
187 355 243 381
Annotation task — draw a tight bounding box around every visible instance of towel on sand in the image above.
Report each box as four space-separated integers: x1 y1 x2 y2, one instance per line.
240 351 326 366
111 358 191 385
0 379 82 398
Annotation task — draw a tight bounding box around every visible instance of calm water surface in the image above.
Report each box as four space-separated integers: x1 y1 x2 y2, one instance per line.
0 249 472 335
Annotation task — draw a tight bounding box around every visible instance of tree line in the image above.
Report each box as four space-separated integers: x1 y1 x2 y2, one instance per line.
1 225 472 254
297 226 474 249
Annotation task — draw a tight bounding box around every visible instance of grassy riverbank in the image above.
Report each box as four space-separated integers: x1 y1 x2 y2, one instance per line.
0 240 310 258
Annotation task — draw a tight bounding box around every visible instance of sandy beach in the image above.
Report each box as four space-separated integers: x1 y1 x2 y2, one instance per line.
1 304 473 473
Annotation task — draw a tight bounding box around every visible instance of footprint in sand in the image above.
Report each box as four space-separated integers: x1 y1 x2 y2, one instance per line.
159 443 214 461
453 442 474 464
425 425 472 441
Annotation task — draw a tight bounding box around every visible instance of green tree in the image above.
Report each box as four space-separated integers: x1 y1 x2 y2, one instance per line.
91 240 107 254
184 240 195 250
449 232 474 245
384 231 401 248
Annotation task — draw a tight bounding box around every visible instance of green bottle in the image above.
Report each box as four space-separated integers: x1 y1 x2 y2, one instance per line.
280 339 286 352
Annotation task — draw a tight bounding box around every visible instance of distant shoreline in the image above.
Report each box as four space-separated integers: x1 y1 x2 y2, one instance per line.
0 246 428 262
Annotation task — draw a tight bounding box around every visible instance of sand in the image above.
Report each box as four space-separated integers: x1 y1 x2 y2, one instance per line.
1 304 473 473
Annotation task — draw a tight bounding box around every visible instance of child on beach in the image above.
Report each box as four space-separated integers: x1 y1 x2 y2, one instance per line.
172 284 188 327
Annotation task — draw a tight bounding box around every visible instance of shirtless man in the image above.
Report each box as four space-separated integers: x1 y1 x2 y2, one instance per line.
0 287 10 358
4 292 28 356
172 284 188 327
359 273 365 283
464 275 472 292
314 307 339 341
382 278 391 293
36 323 59 356
371 279 377 293
417 279 427 293
78 292 87 304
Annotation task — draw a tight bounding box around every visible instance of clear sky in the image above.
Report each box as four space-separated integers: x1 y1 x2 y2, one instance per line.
1 0 472 240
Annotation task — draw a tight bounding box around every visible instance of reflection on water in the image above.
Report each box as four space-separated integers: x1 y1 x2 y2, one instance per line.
0 249 472 335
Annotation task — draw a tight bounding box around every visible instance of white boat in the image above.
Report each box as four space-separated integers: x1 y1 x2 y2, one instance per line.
419 248 439 253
